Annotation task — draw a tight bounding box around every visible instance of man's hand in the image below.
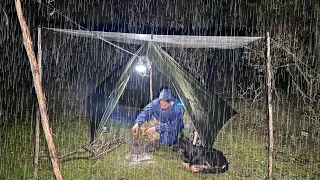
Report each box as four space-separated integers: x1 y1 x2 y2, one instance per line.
131 123 139 136
192 131 198 145
144 127 156 135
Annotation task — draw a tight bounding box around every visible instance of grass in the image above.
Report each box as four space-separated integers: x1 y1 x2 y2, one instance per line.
0 99 319 180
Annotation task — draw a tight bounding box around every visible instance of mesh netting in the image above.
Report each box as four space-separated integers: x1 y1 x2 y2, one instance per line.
42 28 261 147
85 41 237 147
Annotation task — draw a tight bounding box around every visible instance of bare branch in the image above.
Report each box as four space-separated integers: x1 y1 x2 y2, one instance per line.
287 70 313 103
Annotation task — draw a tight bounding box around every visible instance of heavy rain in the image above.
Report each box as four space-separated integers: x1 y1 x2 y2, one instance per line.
0 0 319 179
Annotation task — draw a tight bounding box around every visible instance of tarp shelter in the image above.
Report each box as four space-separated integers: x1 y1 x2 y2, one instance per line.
46 28 262 147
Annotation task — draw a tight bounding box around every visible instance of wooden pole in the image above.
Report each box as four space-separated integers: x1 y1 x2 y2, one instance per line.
33 25 42 179
38 26 43 81
33 109 40 179
15 1 63 179
149 61 153 101
266 32 274 180
230 54 235 140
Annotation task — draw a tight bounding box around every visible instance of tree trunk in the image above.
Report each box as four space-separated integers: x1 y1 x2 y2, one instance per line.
15 1 63 179
266 32 274 180
315 2 320 64
313 1 320 99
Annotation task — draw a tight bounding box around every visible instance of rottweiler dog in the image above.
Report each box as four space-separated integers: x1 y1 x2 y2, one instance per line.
178 138 228 174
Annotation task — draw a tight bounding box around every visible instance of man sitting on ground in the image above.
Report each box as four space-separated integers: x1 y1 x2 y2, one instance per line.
131 89 184 148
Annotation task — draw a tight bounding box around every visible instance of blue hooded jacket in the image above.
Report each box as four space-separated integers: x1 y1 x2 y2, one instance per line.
135 89 184 145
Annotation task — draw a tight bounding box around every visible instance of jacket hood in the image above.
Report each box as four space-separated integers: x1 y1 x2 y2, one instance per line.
158 89 173 101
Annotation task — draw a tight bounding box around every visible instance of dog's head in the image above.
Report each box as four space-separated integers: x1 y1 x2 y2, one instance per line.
177 137 193 153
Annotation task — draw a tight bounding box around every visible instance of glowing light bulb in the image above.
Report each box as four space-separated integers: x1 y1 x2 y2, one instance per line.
135 64 147 72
